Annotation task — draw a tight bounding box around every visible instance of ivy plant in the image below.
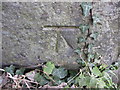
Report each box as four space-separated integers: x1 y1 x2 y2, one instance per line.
72 2 118 88
81 2 92 16
3 2 119 88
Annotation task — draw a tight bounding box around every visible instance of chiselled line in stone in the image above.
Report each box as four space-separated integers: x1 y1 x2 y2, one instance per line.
44 25 79 28
43 25 80 52
43 25 80 31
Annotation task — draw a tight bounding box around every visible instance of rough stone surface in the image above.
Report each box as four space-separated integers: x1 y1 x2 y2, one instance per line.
92 2 120 84
2 2 85 69
92 2 119 65
2 2 120 72
0 2 2 67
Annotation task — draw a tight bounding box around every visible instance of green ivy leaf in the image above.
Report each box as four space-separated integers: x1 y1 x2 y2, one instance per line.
88 43 94 52
52 67 68 79
69 70 78 77
90 32 99 40
78 37 86 43
43 61 55 75
5 65 15 75
43 74 50 80
89 77 97 88
64 85 70 88
15 68 25 75
75 76 79 85
79 24 89 33
53 76 65 85
76 59 86 67
85 76 91 87
98 78 106 88
88 53 95 62
34 73 40 82
108 70 118 81
74 48 81 54
77 73 87 87
103 71 117 88
94 53 101 63
81 2 92 16
67 70 77 85
102 72 113 87
111 61 120 70
79 78 86 87
34 73 49 85
92 66 102 76
92 14 101 25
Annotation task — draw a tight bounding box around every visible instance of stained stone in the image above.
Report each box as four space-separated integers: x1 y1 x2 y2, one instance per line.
1 2 120 76
2 2 84 69
92 2 120 84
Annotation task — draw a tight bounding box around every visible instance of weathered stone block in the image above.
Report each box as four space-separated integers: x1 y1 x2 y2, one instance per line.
2 2 119 76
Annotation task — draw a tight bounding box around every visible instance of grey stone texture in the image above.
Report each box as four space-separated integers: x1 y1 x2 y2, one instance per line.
92 2 119 65
92 2 120 84
2 2 85 69
2 2 120 76
0 2 2 68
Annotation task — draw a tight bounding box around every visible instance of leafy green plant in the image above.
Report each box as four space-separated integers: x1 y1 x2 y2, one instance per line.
33 62 68 86
52 67 68 79
90 32 99 40
78 37 86 43
70 2 118 88
43 61 55 75
3 2 119 88
74 48 81 55
4 65 25 75
79 24 89 33
34 73 49 86
81 2 92 16
5 65 15 75
15 68 25 75
92 14 101 25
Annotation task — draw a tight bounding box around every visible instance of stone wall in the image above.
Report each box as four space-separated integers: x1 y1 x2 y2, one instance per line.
2 2 119 71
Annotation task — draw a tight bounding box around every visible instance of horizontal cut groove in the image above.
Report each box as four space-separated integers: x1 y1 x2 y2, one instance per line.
44 25 80 28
